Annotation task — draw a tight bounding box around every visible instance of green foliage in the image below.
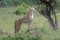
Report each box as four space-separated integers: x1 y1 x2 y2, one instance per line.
15 2 29 15
0 33 40 40
0 0 23 6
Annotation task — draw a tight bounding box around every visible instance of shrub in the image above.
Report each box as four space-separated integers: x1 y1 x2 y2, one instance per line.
15 2 29 15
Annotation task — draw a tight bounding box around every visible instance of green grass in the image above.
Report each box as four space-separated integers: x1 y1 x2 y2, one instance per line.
0 7 60 40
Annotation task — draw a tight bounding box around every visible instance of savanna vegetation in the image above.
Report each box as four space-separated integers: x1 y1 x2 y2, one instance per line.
0 0 60 40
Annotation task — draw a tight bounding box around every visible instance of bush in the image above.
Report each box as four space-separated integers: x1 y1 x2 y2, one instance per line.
15 2 29 15
0 33 40 40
